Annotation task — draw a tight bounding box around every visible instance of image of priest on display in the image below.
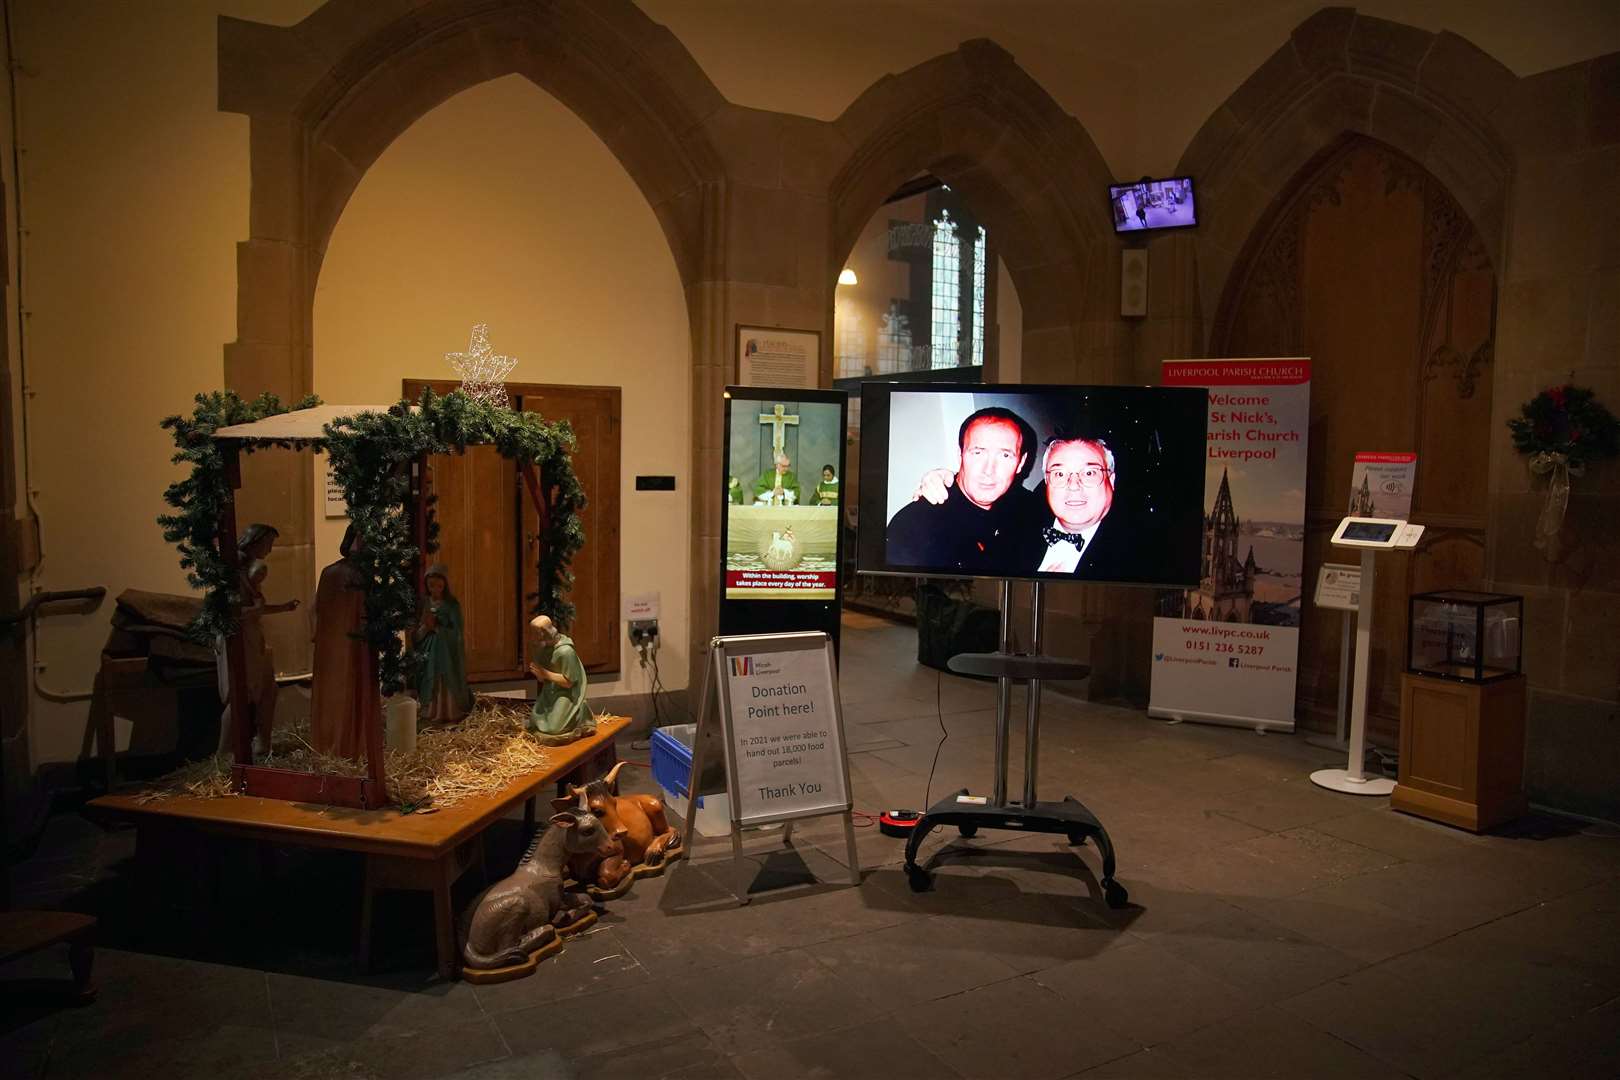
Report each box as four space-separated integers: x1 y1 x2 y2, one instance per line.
724 400 843 599
884 406 1040 573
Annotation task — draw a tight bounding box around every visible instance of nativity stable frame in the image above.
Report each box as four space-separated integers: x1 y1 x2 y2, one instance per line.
160 390 585 809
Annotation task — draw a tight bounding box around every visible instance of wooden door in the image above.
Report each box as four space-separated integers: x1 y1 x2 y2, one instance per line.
520 387 621 676
403 379 523 679
1214 136 1495 742
403 379 621 679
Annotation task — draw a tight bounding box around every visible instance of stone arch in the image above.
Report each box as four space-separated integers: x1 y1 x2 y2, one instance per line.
1179 7 1513 351
217 0 726 670
829 40 1124 384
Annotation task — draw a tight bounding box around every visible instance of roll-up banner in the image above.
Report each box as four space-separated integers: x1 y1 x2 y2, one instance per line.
1150 359 1312 733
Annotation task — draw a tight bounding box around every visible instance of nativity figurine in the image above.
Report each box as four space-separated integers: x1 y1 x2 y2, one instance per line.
555 761 681 896
461 808 618 979
215 523 299 757
527 614 594 746
415 564 474 725
310 524 368 759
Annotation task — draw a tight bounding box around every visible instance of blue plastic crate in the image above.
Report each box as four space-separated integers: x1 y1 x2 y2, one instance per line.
650 723 703 808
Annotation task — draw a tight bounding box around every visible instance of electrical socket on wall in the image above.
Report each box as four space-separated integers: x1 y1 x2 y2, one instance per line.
628 619 659 647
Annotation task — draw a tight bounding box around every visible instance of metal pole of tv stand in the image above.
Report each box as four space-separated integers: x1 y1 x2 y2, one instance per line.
993 580 1013 807
901 578 1128 908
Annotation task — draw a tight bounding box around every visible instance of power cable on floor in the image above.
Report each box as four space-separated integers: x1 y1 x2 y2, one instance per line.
923 666 948 811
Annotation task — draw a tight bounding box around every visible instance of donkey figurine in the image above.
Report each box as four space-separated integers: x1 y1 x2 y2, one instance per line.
556 761 682 871
461 808 622 973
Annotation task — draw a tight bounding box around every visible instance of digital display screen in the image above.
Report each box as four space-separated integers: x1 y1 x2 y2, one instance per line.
857 383 1207 587
1110 176 1197 233
722 393 846 600
1341 521 1398 542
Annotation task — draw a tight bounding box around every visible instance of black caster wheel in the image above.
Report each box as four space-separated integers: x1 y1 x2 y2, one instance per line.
905 865 932 893
958 825 978 838
1067 832 1086 847
1102 879 1129 909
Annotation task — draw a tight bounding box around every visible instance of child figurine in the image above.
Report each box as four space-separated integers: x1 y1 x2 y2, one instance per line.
416 564 474 725
815 464 839 506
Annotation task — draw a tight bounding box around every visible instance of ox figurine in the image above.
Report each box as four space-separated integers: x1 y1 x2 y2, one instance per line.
460 808 619 981
554 761 682 890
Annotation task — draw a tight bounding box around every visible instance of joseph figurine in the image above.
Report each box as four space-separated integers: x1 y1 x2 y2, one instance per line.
310 525 368 759
527 614 593 746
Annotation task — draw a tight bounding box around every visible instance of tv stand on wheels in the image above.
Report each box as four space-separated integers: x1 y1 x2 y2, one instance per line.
901 580 1128 908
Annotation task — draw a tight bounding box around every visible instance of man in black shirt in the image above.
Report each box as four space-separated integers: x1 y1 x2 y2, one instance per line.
885 407 1039 573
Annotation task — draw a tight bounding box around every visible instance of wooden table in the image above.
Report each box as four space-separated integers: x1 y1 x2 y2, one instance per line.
88 715 627 978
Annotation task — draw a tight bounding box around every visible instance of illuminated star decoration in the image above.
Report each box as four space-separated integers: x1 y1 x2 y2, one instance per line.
446 324 518 409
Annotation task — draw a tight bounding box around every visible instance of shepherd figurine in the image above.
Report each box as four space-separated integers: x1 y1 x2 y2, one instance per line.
527 614 594 746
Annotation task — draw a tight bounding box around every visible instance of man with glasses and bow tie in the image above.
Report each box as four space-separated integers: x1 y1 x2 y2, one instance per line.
1021 435 1127 577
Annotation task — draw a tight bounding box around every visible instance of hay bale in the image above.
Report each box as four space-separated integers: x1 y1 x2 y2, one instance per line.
134 698 613 811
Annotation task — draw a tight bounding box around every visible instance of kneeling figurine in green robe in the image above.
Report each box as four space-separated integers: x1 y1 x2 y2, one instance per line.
528 614 595 745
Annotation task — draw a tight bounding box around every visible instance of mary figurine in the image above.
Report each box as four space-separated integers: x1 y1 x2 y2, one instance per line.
416 564 474 724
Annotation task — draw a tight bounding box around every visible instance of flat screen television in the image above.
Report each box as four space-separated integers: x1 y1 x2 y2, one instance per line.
1109 176 1197 234
856 383 1208 587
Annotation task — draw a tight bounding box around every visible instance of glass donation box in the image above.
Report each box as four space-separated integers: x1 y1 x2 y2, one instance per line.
1407 590 1522 683
1395 589 1527 832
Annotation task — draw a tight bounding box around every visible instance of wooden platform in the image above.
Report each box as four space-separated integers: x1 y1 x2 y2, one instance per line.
88 714 627 978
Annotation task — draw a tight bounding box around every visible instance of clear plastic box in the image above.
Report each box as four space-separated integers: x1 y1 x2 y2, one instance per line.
1407 590 1522 683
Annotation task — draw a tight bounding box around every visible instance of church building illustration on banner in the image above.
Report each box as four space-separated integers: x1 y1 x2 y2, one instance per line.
1159 466 1301 627
1183 469 1256 622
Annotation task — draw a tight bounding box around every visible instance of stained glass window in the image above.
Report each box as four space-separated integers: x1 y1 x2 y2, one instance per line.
930 211 960 369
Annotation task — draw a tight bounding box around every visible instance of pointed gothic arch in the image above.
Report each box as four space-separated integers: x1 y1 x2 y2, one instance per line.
829 40 1124 384
217 0 726 670
1178 8 1513 353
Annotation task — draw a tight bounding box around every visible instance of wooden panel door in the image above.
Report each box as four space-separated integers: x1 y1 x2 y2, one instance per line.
403 379 523 680
1214 136 1495 741
520 387 621 676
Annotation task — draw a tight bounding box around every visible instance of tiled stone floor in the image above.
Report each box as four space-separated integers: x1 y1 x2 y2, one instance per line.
4 616 1618 1078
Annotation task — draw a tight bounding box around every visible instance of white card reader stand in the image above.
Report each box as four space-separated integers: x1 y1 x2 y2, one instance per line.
1309 518 1424 796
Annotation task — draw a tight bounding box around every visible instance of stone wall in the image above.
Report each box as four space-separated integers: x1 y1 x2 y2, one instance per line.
210 2 1617 818
1161 9 1618 819
1490 54 1620 820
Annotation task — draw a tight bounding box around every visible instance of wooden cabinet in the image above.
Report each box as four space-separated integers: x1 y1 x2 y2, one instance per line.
1392 672 1527 832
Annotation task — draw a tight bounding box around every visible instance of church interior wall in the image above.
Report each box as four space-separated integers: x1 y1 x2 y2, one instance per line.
310 73 691 712
1 0 1615 820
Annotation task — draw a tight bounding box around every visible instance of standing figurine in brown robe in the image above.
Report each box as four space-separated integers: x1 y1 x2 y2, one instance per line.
216 523 299 757
310 524 368 759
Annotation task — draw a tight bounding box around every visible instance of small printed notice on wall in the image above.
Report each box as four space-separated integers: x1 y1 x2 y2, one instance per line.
737 326 819 389
323 458 348 518
722 641 850 825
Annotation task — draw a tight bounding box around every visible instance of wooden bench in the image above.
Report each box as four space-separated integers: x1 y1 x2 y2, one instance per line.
0 911 96 1003
88 714 626 978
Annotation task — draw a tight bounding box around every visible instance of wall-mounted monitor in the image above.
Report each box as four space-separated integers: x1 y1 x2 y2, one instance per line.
1109 176 1197 234
856 383 1208 587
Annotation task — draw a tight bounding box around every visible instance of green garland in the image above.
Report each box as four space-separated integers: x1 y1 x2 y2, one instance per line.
324 389 586 692
159 388 586 694
158 390 320 644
